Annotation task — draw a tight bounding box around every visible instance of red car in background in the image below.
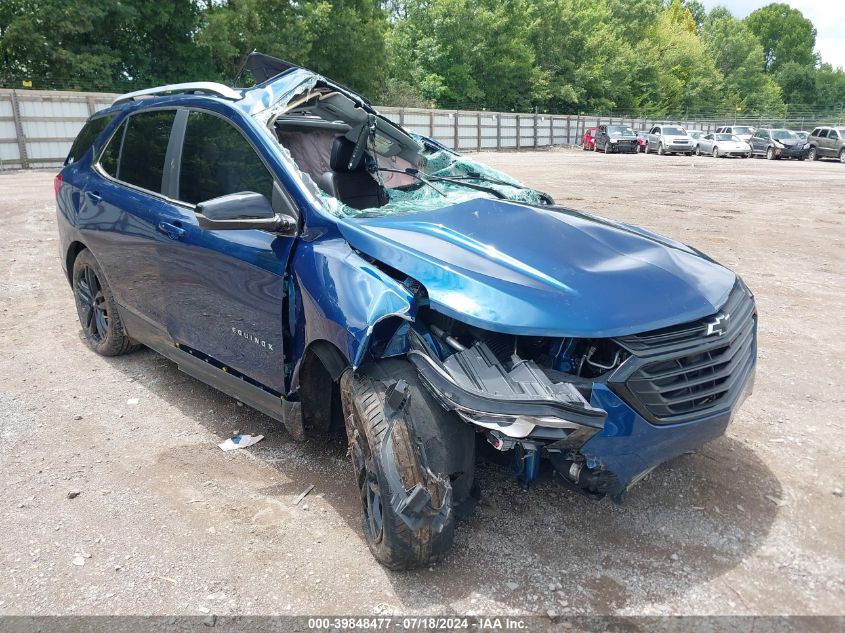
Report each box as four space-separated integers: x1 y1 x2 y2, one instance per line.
635 131 648 152
582 126 598 150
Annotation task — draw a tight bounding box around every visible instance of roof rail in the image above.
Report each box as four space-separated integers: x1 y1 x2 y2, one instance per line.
112 82 243 105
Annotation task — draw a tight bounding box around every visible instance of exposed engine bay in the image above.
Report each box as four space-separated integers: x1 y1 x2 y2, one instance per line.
268 80 554 215
381 304 634 500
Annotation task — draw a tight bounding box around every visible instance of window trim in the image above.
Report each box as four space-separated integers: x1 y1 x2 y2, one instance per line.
65 112 117 166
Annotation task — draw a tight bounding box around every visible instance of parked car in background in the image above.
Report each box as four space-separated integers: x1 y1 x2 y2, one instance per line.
645 124 693 155
635 131 648 153
749 128 809 160
55 51 758 570
582 126 598 150
715 125 755 142
695 133 751 158
594 124 639 153
808 127 845 163
686 130 705 152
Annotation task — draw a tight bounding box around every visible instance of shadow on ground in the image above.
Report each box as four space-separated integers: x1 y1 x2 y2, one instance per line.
104 344 782 613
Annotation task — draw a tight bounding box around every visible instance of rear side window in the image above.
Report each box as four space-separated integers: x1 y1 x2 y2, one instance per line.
66 114 115 165
178 111 274 205
99 121 125 178
118 110 177 193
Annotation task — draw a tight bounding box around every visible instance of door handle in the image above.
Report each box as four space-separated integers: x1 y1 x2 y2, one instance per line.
157 221 186 240
85 191 102 204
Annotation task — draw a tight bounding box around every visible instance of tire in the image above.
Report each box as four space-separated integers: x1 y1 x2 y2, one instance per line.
712 147 719 158
340 359 476 570
808 146 818 161
592 142 597 152
644 143 650 155
657 142 665 156
695 145 701 156
604 142 611 154
840 148 845 164
72 249 140 356
766 147 775 160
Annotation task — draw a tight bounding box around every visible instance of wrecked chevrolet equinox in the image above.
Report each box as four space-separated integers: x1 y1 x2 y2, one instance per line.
56 53 757 569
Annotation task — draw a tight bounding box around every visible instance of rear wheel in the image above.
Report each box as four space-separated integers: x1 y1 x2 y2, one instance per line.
340 359 476 570
72 250 139 356
840 148 845 164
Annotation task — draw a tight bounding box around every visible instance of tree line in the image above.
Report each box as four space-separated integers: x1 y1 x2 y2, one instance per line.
1 0 843 117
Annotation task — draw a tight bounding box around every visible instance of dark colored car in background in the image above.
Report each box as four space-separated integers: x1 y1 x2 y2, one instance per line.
582 126 598 150
749 128 809 160
808 127 845 163
594 124 639 153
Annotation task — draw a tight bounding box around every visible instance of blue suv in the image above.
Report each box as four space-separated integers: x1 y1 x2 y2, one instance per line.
56 53 757 569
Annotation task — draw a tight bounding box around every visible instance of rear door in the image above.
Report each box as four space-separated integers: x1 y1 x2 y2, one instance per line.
82 109 179 343
816 129 830 155
824 129 839 156
156 108 297 394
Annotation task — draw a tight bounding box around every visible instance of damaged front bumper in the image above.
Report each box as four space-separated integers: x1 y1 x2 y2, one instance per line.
406 333 756 500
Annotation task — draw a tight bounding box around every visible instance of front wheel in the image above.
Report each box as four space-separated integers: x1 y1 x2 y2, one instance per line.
766 147 776 160
72 250 139 356
604 142 612 154
695 145 701 156
808 147 818 161
340 359 476 570
712 147 720 158
657 143 665 156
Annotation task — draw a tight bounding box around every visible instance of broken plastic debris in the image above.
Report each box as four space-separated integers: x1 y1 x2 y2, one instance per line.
72 554 85 566
218 434 264 451
293 484 315 506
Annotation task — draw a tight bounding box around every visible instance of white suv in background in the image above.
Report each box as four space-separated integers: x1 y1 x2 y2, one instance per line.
646 125 694 156
715 125 755 142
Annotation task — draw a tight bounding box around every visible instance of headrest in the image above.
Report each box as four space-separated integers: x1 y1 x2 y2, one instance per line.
330 135 362 172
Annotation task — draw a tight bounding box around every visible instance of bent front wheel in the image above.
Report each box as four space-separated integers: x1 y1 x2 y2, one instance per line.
340 359 476 570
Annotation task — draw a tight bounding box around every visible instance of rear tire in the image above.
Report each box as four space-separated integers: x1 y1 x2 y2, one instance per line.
340 359 476 570
72 250 140 357
839 148 845 164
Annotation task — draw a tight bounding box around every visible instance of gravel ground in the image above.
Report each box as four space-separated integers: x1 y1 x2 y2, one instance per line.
1 150 843 617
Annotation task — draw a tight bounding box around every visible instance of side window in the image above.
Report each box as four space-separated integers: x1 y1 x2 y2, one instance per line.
179 111 274 205
810 128 820 136
118 110 177 193
818 129 828 138
98 120 125 178
66 114 115 166
830 130 840 140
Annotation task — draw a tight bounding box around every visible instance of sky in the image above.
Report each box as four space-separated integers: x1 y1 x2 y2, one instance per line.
698 0 845 70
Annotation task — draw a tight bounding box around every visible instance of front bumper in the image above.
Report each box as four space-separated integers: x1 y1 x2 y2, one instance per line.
773 145 809 158
665 143 693 152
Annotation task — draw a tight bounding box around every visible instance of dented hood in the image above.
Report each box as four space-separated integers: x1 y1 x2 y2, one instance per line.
337 199 736 338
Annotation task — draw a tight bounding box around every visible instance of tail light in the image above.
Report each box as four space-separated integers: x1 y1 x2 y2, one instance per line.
54 173 63 197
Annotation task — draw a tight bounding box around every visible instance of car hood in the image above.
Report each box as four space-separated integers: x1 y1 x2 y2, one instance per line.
336 199 735 338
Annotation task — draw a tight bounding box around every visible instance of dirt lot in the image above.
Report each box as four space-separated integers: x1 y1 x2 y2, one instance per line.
1 151 843 617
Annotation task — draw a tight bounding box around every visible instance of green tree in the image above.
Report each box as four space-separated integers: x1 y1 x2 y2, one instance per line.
388 0 545 111
701 10 783 112
775 61 817 105
814 63 845 114
745 3 817 72
0 0 204 91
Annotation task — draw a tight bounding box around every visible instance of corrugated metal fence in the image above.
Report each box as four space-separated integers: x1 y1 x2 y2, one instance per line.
0 88 833 170
0 89 116 169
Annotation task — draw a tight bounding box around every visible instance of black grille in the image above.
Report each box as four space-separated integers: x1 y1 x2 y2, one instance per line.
611 282 757 424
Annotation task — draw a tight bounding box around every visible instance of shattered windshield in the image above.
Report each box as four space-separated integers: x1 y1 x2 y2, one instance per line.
256 78 551 218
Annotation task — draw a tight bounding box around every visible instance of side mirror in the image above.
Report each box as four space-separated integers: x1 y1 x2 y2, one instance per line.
195 192 296 234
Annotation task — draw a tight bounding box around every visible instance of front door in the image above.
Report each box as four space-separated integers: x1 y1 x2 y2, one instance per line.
156 109 296 394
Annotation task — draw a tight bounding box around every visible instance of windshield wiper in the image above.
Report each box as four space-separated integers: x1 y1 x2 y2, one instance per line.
422 172 508 199
373 166 446 197
438 172 555 205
